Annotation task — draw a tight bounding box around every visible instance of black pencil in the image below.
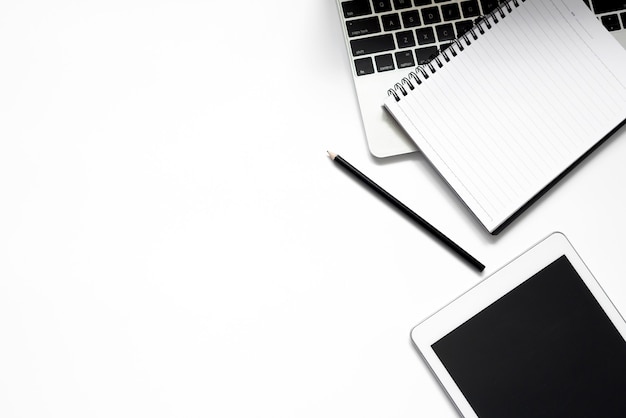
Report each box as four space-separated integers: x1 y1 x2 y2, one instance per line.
328 151 485 272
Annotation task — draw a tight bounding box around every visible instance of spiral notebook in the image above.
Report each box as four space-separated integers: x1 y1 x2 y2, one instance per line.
384 0 626 234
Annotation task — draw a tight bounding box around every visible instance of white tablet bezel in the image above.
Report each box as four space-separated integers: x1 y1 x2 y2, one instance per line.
411 232 626 418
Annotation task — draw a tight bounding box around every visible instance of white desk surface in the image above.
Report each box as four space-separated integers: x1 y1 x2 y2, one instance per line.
1 1 625 416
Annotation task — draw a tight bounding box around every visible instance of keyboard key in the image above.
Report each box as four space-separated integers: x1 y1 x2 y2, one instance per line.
455 19 474 36
342 0 372 18
373 0 393 13
416 26 436 44
601 14 621 31
591 0 626 14
375 54 395 71
480 0 498 14
395 50 416 68
442 3 462 21
422 6 442 24
396 30 417 48
461 0 481 18
415 46 438 64
393 0 413 9
346 17 382 37
350 33 396 56
381 13 401 31
436 23 456 41
354 57 375 75
402 10 422 27
414 0 432 6
622 12 626 27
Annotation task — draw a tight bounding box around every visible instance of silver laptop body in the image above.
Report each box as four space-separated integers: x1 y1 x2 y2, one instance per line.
336 0 626 158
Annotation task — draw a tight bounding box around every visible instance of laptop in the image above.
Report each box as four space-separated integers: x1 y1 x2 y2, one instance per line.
336 0 626 158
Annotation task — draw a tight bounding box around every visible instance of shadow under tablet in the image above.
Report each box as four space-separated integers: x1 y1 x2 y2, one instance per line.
432 255 626 417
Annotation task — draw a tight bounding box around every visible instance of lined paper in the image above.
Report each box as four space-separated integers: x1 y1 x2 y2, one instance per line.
385 0 626 233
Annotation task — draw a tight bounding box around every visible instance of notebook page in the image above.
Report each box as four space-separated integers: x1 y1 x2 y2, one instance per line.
385 0 626 233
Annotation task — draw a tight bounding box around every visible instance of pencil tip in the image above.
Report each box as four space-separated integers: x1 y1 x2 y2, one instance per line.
327 151 337 160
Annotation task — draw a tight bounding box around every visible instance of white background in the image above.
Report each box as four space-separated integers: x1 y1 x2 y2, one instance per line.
1 1 625 416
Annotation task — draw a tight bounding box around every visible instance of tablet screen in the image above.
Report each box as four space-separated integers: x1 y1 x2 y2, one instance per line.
432 255 626 417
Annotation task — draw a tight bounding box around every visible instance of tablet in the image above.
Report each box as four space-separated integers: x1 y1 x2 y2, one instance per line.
411 232 626 418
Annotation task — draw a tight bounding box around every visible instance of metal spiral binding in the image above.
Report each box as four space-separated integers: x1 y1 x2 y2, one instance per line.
388 0 524 102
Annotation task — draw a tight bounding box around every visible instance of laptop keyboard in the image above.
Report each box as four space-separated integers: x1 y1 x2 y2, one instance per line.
341 0 626 77
341 0 505 76
587 0 626 32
